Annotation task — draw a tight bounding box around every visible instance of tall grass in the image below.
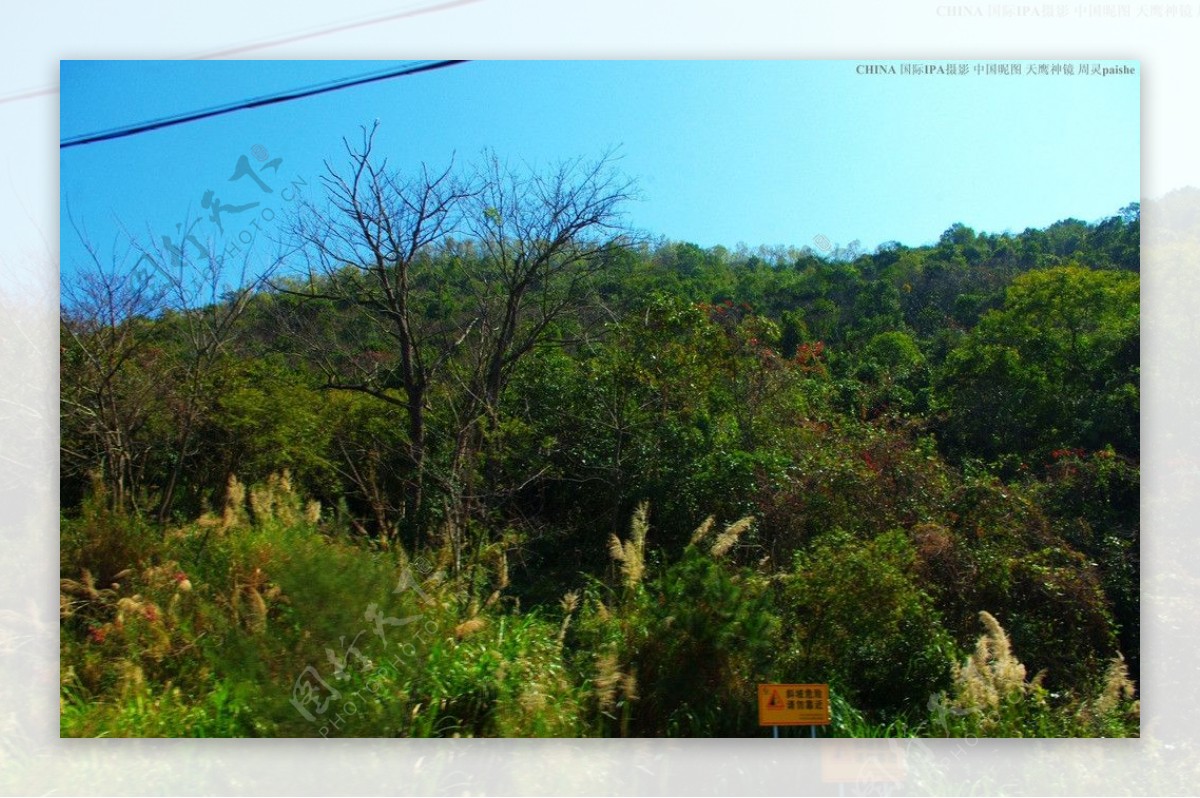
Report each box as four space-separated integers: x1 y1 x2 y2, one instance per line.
61 485 1137 738
928 611 1139 737
61 473 590 737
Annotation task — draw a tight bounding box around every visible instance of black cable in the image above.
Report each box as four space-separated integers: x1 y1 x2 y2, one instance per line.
60 60 467 150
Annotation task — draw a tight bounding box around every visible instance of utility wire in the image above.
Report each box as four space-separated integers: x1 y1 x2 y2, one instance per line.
60 60 467 150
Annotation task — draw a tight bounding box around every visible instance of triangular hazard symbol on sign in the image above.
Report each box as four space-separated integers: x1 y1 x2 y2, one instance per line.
768 690 782 709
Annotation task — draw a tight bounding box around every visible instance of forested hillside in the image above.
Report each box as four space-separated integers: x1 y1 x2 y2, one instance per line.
60 144 1140 737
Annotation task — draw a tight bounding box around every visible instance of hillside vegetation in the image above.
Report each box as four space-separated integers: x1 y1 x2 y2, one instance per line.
60 146 1139 737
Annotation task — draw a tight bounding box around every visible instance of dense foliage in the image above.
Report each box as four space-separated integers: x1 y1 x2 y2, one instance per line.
60 146 1139 737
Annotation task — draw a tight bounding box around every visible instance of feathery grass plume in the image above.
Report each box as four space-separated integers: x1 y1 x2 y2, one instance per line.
230 569 269 634
195 511 222 534
243 586 268 634
710 515 754 558
606 534 625 564
953 610 1027 711
620 668 639 703
609 501 649 589
61 574 110 627
594 599 611 623
304 500 322 525
938 610 1053 738
222 474 247 530
481 544 511 595
454 617 486 640
142 562 180 590
81 569 101 600
248 471 302 526
248 481 275 525
272 470 301 526
690 515 716 546
482 589 503 611
1094 653 1137 717
60 569 101 602
558 590 580 644
594 650 621 712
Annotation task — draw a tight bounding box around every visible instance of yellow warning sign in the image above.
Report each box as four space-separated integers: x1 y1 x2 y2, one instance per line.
758 683 830 726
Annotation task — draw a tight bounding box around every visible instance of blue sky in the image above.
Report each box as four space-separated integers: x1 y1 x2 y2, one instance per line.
60 59 1139 282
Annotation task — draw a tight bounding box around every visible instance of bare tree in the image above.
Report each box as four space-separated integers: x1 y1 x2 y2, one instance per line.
61 215 168 512
279 126 635 544
459 150 635 421
448 150 636 522
279 123 474 534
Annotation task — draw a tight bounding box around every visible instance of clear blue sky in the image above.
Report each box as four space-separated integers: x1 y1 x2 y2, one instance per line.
60 59 1139 282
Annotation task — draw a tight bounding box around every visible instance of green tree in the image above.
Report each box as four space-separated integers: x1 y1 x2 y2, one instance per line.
934 266 1138 462
851 330 926 417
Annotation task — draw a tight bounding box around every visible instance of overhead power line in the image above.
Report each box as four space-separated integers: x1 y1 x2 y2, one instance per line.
60 60 467 150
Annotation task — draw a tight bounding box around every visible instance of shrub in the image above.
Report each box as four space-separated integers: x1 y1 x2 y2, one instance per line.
778 530 955 718
570 509 779 736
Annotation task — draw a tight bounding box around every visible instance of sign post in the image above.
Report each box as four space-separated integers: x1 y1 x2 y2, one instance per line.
758 683 830 738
